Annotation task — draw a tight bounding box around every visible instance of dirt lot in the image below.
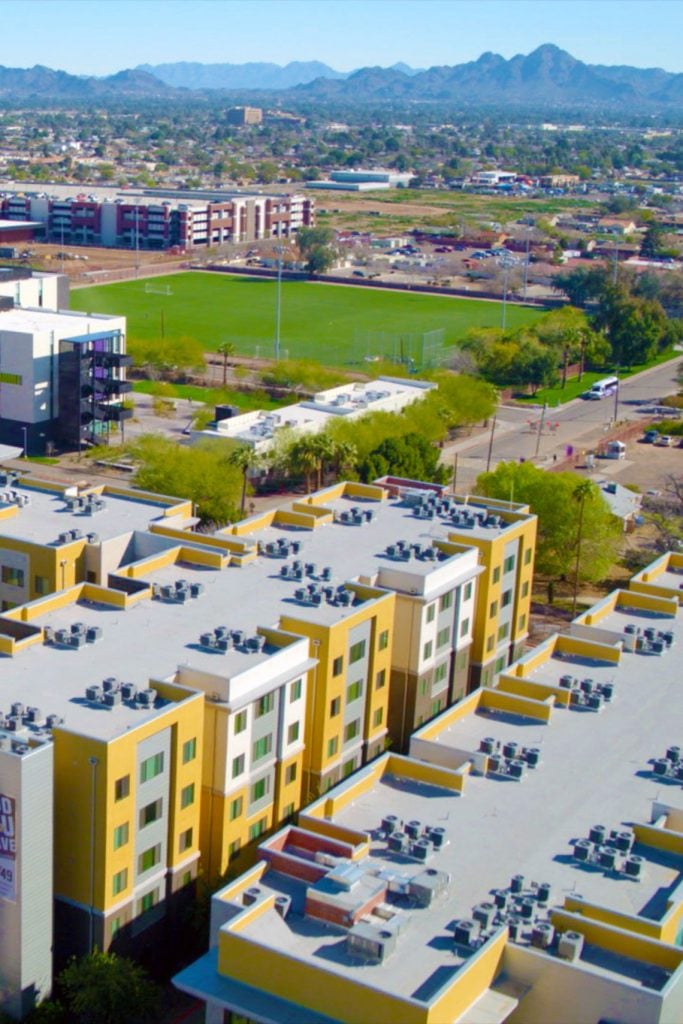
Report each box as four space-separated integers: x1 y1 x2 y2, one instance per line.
19 243 186 283
576 434 683 496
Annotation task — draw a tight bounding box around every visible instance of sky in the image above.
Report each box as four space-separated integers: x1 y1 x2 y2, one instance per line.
2 0 683 75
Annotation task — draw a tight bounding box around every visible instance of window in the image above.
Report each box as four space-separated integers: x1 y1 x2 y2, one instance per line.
375 669 386 690
255 693 275 718
234 710 247 734
290 679 302 702
504 555 515 574
180 783 195 809
113 823 129 850
228 840 241 862
251 776 269 802
495 655 506 673
182 737 197 763
439 591 453 612
140 752 164 784
253 735 273 761
182 870 192 887
230 797 243 821
140 799 162 828
518 613 527 631
342 759 356 778
497 623 509 641
524 549 532 565
489 600 498 618
1 566 24 587
111 917 122 938
431 700 442 716
344 719 360 743
460 617 470 638
34 575 49 596
330 697 341 717
378 629 389 651
423 641 433 660
426 603 436 623
139 888 158 914
327 737 339 758
436 627 450 649
232 754 245 778
283 803 295 819
139 844 161 873
0 371 21 385
464 582 473 601
492 566 501 584
347 679 363 702
420 679 428 696
521 581 529 598
486 635 495 653
287 722 300 744
114 775 130 802
285 763 297 785
112 869 128 897
179 828 193 853
372 707 384 728
249 818 267 842
501 589 512 608
349 640 366 664
434 662 448 685
332 655 344 676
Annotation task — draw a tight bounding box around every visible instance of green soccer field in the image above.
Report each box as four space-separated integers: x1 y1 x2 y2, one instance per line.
70 272 545 367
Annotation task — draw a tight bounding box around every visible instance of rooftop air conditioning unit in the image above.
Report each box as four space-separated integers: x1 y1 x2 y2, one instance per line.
558 930 584 962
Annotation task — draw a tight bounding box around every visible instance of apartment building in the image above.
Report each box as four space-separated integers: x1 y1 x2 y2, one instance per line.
0 185 314 251
0 475 537 1017
177 556 683 1024
226 106 263 126
0 305 131 453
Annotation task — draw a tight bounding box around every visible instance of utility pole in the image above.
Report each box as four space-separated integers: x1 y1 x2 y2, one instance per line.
522 226 530 301
501 263 509 331
613 371 619 424
485 415 497 473
534 402 548 460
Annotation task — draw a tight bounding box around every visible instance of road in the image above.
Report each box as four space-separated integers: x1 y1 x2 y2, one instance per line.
444 355 683 492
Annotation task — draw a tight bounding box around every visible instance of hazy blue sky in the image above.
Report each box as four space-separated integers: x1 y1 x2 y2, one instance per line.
3 0 682 75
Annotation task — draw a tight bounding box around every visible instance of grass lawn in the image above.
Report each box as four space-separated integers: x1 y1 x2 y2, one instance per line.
71 272 544 368
131 380 287 410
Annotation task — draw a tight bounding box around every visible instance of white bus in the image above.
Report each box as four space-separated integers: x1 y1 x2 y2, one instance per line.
583 376 618 400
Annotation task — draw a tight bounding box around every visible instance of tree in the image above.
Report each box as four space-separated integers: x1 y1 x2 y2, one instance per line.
131 435 242 526
640 224 666 260
554 264 611 308
359 433 447 484
228 443 261 516
475 461 621 582
297 226 337 277
217 341 236 388
595 286 670 367
56 951 160 1024
535 306 608 386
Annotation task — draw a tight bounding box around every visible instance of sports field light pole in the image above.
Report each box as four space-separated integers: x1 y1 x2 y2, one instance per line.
275 246 283 362
501 262 509 331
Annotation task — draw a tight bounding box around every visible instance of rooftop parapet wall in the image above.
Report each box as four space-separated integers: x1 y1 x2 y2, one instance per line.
576 589 678 627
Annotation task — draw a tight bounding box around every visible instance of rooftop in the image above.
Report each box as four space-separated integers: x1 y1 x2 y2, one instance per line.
0 479 187 546
0 486 525 740
0 305 122 334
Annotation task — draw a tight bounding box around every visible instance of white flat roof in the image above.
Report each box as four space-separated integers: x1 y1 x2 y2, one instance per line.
0 306 123 334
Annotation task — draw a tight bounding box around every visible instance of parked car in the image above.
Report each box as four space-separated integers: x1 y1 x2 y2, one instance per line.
656 435 673 447
642 430 660 444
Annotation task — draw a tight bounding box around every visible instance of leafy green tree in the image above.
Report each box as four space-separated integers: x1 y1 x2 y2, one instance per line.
228 443 261 516
554 265 611 308
640 224 666 260
595 286 670 367
131 435 242 525
475 461 621 582
57 951 161 1024
359 432 447 484
297 226 337 276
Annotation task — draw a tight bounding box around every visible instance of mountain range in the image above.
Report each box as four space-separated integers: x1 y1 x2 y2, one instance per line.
0 46 681 108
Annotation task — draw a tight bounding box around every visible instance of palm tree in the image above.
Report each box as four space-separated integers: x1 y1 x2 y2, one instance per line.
330 438 358 481
217 341 236 388
571 480 594 616
287 436 322 494
228 443 261 517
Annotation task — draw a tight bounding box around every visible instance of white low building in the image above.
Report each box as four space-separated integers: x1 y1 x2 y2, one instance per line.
190 377 436 454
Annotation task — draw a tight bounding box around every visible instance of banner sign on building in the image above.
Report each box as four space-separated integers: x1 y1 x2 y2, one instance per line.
0 793 16 902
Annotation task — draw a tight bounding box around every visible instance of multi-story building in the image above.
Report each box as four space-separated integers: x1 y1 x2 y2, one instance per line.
0 265 68 311
0 476 537 1017
0 185 314 251
226 106 263 126
0 305 131 453
177 557 683 1024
